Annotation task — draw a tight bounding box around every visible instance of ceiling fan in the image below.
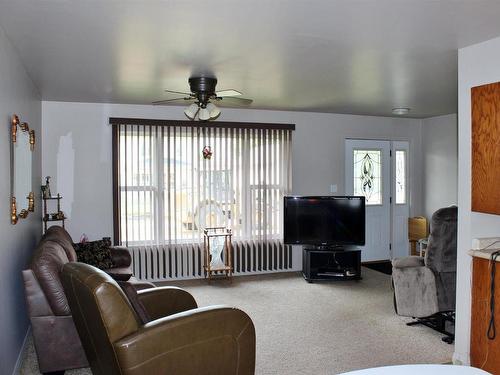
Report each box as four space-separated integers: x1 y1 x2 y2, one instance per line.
153 77 253 120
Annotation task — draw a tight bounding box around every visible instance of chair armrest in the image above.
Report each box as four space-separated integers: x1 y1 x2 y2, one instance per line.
137 286 197 320
114 306 255 375
392 256 425 269
109 246 132 268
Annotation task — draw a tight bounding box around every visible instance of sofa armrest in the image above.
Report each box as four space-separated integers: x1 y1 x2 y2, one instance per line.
23 269 54 317
109 246 132 268
392 256 425 269
137 286 197 320
114 306 255 375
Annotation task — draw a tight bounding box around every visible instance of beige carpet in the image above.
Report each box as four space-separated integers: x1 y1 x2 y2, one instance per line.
20 267 453 374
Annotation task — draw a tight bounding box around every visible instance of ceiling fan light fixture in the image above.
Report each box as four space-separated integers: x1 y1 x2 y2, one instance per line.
160 76 251 120
206 102 221 119
392 107 410 115
198 107 210 121
184 103 199 119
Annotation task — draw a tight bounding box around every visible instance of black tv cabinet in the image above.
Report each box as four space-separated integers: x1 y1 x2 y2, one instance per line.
302 248 361 282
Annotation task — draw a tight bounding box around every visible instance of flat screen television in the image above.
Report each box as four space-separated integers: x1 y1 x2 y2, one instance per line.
283 196 365 247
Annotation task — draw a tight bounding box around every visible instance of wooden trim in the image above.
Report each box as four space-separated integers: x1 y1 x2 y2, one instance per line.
112 124 120 245
109 117 295 131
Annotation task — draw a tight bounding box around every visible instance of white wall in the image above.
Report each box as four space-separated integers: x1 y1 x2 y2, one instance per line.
455 36 500 365
0 26 41 374
422 114 458 219
42 102 424 243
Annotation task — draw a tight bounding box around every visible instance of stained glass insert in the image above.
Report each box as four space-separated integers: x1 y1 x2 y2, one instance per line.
353 149 382 205
395 150 406 204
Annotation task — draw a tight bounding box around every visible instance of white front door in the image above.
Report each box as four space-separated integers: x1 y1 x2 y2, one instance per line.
345 140 391 261
345 139 411 261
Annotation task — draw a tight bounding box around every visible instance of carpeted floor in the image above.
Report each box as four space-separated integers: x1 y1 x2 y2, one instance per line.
20 267 453 374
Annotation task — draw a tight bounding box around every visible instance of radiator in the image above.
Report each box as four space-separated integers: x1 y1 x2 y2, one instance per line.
128 240 294 281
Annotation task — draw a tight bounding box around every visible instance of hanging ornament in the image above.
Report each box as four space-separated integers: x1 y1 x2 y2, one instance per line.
202 145 213 160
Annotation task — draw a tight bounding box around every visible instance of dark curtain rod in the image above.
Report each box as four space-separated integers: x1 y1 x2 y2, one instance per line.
109 117 295 131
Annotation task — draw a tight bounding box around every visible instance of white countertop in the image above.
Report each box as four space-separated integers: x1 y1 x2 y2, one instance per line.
469 248 500 261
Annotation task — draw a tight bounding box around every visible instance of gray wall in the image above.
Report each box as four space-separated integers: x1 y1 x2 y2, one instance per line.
41 101 424 241
455 35 500 365
0 26 41 374
422 114 458 219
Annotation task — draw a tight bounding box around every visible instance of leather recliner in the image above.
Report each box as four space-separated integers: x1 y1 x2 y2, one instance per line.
61 262 256 375
22 226 154 373
392 206 457 318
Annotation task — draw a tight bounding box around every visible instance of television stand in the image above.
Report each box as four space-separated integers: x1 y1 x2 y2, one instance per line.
302 247 361 282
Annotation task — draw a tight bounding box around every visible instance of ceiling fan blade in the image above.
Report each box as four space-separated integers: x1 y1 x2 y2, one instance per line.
164 89 193 96
215 89 243 97
217 96 253 106
152 97 194 105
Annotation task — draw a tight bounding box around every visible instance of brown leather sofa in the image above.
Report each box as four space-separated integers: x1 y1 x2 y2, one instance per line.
22 226 154 374
61 262 256 375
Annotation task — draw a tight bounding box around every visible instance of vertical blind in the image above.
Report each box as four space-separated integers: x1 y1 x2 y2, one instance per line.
112 120 293 253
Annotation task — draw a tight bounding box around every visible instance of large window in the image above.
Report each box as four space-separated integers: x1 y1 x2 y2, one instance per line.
112 120 293 247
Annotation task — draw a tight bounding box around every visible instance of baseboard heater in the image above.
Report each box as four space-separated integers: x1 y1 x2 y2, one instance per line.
128 240 293 281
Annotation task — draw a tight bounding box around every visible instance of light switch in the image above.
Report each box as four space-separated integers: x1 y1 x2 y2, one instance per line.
330 184 337 193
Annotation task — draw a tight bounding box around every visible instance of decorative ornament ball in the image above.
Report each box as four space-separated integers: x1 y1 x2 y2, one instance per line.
202 146 213 160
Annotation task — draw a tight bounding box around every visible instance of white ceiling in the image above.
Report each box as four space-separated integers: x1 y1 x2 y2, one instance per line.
1 1 500 118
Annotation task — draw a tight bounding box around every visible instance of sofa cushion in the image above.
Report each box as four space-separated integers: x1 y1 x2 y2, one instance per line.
392 256 425 269
109 246 132 268
425 205 458 274
106 267 133 281
43 226 77 262
118 281 151 324
74 239 114 270
31 239 71 316
44 225 74 244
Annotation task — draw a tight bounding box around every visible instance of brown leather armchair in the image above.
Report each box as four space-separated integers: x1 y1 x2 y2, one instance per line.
22 226 154 373
61 262 256 375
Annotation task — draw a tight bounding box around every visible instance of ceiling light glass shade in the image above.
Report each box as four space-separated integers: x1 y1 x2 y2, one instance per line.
184 103 199 119
392 107 410 115
198 107 210 121
206 103 221 119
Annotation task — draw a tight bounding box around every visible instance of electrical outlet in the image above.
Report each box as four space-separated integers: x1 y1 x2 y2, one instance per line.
330 184 337 193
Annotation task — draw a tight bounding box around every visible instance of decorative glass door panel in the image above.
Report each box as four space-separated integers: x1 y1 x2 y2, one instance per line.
395 150 407 205
353 150 382 205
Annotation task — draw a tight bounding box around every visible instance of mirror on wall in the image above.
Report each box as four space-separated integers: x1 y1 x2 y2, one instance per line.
11 114 35 224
